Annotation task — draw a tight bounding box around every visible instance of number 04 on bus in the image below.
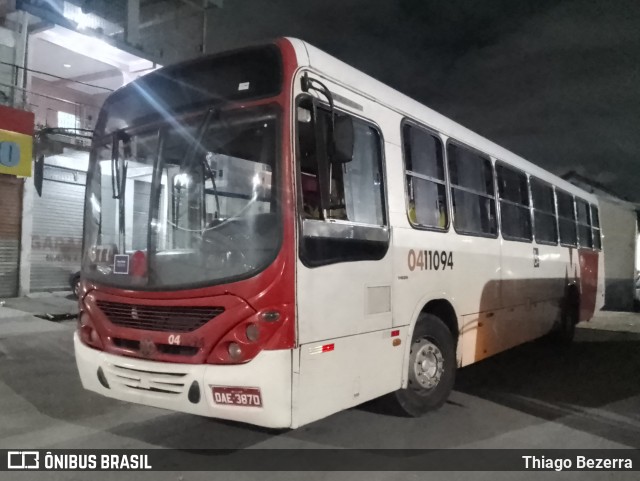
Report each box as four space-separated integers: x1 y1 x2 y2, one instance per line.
74 38 604 428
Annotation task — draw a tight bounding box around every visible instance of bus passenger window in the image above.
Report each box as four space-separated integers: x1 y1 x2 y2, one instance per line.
531 177 558 244
591 205 602 249
343 122 385 225
497 164 532 241
402 124 447 230
557 190 577 246
447 143 497 236
576 198 593 248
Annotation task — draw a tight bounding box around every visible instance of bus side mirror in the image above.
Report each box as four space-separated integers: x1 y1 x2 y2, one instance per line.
332 114 354 163
34 154 44 197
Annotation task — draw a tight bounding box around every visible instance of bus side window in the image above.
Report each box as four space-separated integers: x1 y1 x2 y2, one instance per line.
496 163 532 242
531 177 558 245
448 143 497 237
402 123 447 230
557 190 577 246
342 121 385 225
576 198 593 248
591 205 602 249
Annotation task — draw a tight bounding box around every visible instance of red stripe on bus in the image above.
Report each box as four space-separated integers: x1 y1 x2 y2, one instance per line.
578 249 599 321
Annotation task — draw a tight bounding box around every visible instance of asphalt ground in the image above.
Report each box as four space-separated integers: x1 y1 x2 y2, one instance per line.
0 305 638 481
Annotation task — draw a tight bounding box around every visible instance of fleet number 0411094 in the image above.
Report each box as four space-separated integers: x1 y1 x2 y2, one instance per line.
408 249 454 271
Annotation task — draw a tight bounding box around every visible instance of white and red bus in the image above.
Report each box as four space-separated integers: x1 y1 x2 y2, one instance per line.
74 38 604 428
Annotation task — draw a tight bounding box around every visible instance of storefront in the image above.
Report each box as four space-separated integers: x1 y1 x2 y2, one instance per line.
29 153 87 292
0 104 33 297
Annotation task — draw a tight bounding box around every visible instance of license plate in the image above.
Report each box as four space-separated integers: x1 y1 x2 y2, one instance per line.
212 386 263 407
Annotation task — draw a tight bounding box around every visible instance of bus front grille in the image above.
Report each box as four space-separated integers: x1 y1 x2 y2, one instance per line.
105 363 188 396
113 337 200 357
96 301 224 333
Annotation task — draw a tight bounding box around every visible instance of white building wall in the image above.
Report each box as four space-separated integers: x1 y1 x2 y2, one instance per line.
599 198 637 310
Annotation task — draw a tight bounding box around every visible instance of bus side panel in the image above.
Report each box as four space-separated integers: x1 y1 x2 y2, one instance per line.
296 260 393 343
462 243 574 365
495 238 539 354
499 240 565 351
292 327 406 428
527 243 566 337
596 248 605 312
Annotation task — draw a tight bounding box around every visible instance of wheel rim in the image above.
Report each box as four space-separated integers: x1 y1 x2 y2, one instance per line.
411 338 445 390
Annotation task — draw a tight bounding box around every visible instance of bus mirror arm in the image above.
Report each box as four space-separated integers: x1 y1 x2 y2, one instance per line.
301 73 354 164
311 100 332 217
110 130 130 200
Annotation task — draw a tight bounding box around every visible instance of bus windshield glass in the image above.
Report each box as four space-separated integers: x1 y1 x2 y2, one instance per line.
83 105 280 290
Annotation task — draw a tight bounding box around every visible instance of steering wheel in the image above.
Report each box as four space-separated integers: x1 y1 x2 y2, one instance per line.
201 220 252 270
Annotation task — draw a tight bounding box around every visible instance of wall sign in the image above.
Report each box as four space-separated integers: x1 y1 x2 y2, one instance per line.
0 105 34 177
0 141 20 167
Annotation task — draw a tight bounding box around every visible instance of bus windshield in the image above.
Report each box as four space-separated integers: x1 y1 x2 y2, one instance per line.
82 105 281 290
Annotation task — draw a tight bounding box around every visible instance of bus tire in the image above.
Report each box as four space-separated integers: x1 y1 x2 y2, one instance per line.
386 313 456 417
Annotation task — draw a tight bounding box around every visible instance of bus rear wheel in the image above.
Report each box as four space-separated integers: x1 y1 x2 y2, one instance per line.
386 313 456 417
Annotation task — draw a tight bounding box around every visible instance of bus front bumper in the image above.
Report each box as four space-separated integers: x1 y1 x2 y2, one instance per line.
73 332 293 428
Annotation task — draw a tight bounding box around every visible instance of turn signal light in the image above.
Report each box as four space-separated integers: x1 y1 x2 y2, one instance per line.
78 312 104 350
261 310 280 322
90 328 101 345
80 325 104 350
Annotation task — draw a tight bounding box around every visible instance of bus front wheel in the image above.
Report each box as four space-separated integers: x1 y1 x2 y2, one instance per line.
386 313 456 417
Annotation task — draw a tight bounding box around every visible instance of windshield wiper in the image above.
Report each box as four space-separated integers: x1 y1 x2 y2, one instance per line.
202 154 221 219
111 130 130 252
110 130 129 199
183 107 221 219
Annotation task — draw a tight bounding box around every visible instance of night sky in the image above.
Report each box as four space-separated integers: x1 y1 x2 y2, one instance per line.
200 0 640 201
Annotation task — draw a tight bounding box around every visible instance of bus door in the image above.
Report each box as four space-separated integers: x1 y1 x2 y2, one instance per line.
293 80 395 425
295 89 392 340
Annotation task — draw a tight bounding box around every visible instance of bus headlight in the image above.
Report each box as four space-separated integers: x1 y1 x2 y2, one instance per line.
206 307 291 364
